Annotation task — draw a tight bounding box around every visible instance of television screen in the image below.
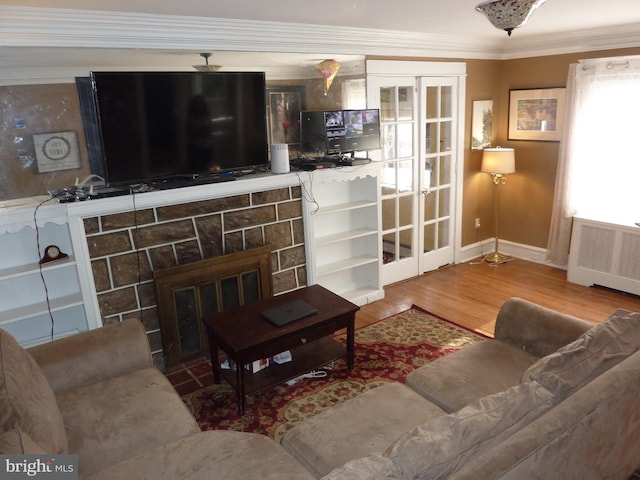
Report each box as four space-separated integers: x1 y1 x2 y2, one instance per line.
300 109 381 156
91 71 268 186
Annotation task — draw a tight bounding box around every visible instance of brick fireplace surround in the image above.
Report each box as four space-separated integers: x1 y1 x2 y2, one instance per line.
81 186 306 369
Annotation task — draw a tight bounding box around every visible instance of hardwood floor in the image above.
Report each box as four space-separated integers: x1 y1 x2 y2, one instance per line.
356 258 640 337
168 258 640 395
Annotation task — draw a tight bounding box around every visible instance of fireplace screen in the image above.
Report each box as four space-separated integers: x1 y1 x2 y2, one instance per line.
154 245 272 368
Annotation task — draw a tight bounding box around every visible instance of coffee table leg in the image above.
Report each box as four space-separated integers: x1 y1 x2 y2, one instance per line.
236 364 246 415
346 314 355 370
207 330 221 384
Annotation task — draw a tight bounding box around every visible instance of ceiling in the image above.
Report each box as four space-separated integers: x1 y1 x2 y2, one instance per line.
4 0 640 40
1 0 639 83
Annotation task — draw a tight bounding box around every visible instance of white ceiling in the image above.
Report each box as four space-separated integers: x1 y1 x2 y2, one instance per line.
1 0 639 83
4 0 640 39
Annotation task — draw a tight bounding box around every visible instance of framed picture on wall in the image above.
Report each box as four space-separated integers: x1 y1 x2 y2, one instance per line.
33 131 82 173
471 99 493 150
508 87 566 141
266 86 306 149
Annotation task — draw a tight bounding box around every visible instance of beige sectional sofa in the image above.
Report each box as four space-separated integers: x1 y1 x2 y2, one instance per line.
2 297 640 479
0 317 313 479
282 298 640 479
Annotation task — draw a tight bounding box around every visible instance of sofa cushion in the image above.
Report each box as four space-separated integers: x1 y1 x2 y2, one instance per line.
0 329 68 454
405 339 538 412
56 367 200 476
85 430 314 480
281 382 446 478
0 428 45 454
385 381 554 480
321 454 401 480
450 350 640 480
522 309 640 397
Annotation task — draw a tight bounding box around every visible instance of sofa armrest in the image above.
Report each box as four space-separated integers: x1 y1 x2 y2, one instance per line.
27 318 153 394
494 297 593 358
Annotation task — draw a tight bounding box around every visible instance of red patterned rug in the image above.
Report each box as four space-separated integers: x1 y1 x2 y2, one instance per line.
181 306 486 442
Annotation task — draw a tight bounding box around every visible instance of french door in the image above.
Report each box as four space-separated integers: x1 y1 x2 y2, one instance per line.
367 61 465 286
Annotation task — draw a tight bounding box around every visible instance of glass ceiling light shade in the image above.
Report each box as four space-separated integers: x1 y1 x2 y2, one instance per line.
316 59 341 96
475 0 547 36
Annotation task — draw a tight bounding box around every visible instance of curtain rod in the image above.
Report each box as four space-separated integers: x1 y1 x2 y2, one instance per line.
579 55 640 71
581 60 629 71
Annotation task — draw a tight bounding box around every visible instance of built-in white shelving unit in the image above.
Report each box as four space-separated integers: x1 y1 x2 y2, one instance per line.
301 165 384 306
0 167 384 345
0 200 89 347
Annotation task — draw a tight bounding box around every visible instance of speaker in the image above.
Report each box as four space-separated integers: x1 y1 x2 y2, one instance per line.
270 144 290 174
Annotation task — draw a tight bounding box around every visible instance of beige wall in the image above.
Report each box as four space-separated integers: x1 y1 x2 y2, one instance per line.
4 46 640 254
0 84 92 200
465 46 640 251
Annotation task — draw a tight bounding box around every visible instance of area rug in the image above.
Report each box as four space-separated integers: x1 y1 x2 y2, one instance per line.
181 305 486 443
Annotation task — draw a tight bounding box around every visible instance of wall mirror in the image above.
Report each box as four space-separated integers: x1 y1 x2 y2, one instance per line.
0 47 365 201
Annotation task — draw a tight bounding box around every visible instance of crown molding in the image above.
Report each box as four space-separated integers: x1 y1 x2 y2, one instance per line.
502 23 640 59
0 6 505 59
0 6 638 70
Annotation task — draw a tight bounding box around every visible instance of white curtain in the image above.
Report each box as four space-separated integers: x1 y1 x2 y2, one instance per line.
546 56 640 265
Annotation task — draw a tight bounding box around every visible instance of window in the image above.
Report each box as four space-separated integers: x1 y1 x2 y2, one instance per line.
566 57 640 224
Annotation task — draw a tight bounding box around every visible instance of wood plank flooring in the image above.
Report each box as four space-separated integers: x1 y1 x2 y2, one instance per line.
169 258 640 395
357 258 640 337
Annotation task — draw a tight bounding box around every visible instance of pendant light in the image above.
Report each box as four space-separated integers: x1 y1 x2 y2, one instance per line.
475 0 547 36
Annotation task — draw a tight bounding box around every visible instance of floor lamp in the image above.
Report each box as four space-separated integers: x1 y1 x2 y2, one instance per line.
481 147 515 265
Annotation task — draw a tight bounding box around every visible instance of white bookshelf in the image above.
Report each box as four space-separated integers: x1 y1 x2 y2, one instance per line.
302 165 384 306
0 202 89 347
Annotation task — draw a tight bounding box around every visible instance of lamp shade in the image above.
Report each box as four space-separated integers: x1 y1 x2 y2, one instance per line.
481 147 515 174
475 0 547 36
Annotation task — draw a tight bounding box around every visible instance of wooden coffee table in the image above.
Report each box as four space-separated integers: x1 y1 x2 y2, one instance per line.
202 284 359 415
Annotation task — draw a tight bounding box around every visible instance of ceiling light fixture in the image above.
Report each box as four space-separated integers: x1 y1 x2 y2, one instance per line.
475 0 547 36
193 53 221 72
315 59 341 96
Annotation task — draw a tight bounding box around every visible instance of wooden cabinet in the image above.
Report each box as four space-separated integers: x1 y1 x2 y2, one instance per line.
301 165 384 306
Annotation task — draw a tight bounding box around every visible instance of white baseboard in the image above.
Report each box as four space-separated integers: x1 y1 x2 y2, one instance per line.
459 238 562 268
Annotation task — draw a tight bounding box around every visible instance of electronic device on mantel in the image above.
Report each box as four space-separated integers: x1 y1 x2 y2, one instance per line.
90 71 269 187
299 108 381 166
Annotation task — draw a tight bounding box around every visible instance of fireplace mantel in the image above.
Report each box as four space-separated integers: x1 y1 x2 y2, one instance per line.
66 163 381 219
0 163 382 352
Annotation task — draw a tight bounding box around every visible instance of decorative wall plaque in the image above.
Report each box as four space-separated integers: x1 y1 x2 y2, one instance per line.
33 131 82 173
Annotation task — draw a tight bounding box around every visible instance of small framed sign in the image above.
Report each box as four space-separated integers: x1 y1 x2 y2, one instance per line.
471 99 493 150
33 131 82 173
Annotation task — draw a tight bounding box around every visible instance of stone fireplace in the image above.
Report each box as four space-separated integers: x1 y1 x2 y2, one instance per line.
81 186 306 369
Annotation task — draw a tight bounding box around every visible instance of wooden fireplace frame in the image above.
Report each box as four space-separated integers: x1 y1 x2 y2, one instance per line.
153 245 273 368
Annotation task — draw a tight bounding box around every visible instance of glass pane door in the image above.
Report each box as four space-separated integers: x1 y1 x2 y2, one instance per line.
370 78 420 285
368 66 461 287
419 79 456 272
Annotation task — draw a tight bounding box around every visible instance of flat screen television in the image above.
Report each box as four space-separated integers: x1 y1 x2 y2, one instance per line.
300 109 381 156
90 71 269 186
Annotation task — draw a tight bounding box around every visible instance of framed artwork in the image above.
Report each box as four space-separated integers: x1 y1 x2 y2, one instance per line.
33 131 82 173
266 86 306 148
508 87 566 141
471 99 493 150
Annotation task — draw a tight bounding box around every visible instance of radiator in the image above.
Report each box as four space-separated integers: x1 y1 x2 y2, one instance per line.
568 217 640 296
